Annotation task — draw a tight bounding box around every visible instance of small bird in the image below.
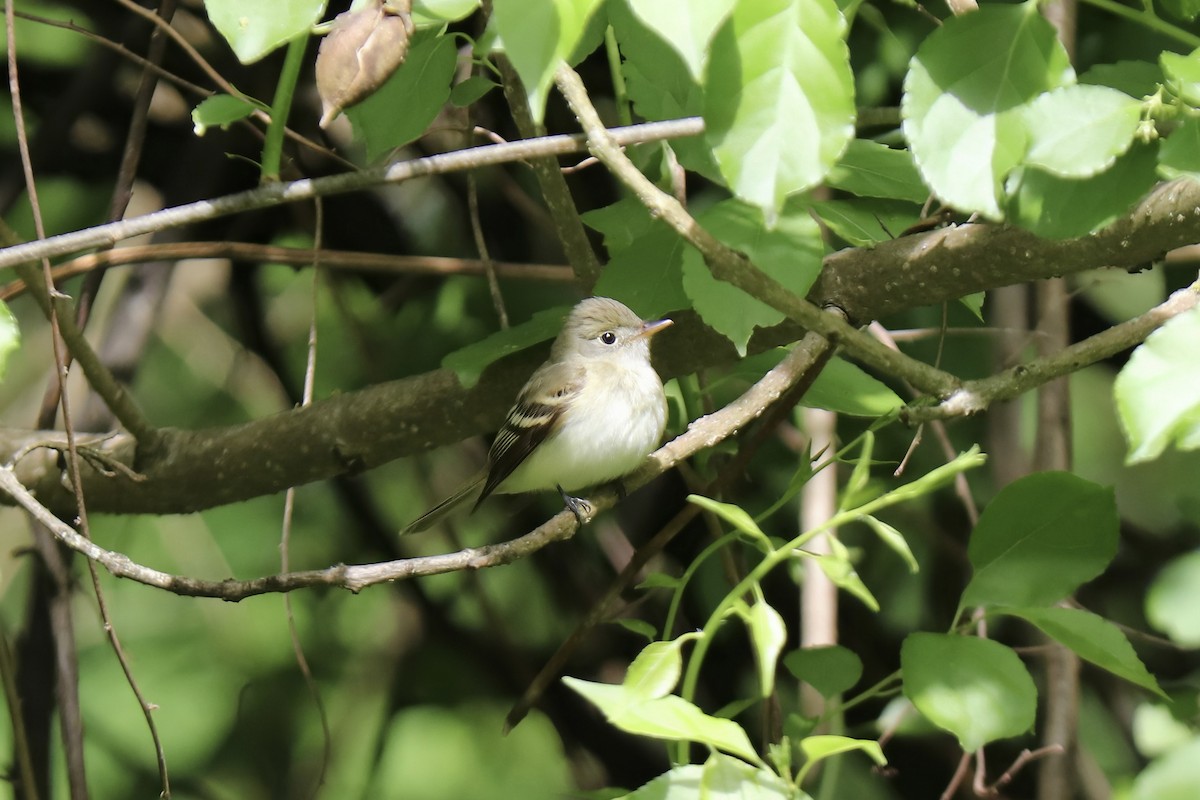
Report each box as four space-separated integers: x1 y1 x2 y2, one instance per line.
403 297 673 533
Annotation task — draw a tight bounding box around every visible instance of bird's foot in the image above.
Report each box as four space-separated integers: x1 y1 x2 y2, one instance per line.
557 485 592 528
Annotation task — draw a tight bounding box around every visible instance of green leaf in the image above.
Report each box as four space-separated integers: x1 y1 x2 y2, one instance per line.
1080 60 1164 100
592 224 689 320
687 494 770 542
1159 117 1200 181
1020 84 1142 178
902 2 1072 218
1114 306 1200 464
491 0 605 123
802 356 903 417
1162 48 1200 107
582 197 657 255
861 515 918 573
610 0 721 180
998 606 1165 696
637 571 683 591
563 677 763 765
1131 737 1200 800
826 139 929 203
809 198 922 247
705 0 855 221
702 753 795 800
1161 0 1200 22
0 300 19 381
680 199 824 355
782 645 863 698
614 764 704 800
803 537 879 611
413 0 480 25
626 0 734 81
961 472 1118 610
441 305 567 388
615 618 658 640
624 639 686 699
204 0 326 64
796 736 886 785
449 75 497 107
345 31 457 159
744 602 787 697
1006 141 1159 239
901 633 1037 751
191 94 261 135
1146 550 1200 647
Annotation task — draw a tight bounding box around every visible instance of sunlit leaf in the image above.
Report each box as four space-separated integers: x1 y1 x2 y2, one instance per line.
902 2 1072 218
1115 306 1200 464
626 0 734 81
1020 84 1142 178
796 736 886 785
205 0 326 64
1146 550 1200 647
563 677 763 765
705 0 854 221
624 639 686 699
744 602 787 697
492 0 605 122
901 633 1036 750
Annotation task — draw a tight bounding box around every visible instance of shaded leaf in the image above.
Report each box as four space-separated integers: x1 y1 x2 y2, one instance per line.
344 31 457 159
782 645 863 698
998 606 1165 696
801 356 905 417
962 472 1118 610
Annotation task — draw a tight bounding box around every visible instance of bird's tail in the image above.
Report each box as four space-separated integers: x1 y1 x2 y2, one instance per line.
401 473 486 535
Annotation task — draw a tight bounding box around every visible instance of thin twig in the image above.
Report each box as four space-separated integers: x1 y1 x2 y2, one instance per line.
279 197 332 797
1 243 571 300
940 750 972 800
0 118 704 271
468 174 508 328
908 282 1200 422
7 3 90 793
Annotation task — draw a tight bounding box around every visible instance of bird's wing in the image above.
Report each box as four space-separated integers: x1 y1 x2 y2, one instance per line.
475 360 584 507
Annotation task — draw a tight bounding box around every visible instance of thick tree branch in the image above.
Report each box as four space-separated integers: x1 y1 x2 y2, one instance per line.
0 119 1198 517
0 332 832 598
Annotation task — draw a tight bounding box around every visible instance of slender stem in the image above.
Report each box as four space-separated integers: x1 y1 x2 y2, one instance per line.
261 33 309 182
1079 0 1200 47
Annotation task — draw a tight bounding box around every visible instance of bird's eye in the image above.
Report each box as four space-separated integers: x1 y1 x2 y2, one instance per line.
600 331 617 345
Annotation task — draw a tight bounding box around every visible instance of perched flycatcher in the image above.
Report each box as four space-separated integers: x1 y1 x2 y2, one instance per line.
404 297 672 533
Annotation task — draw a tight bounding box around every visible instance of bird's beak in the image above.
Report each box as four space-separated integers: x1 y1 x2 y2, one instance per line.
638 318 673 339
